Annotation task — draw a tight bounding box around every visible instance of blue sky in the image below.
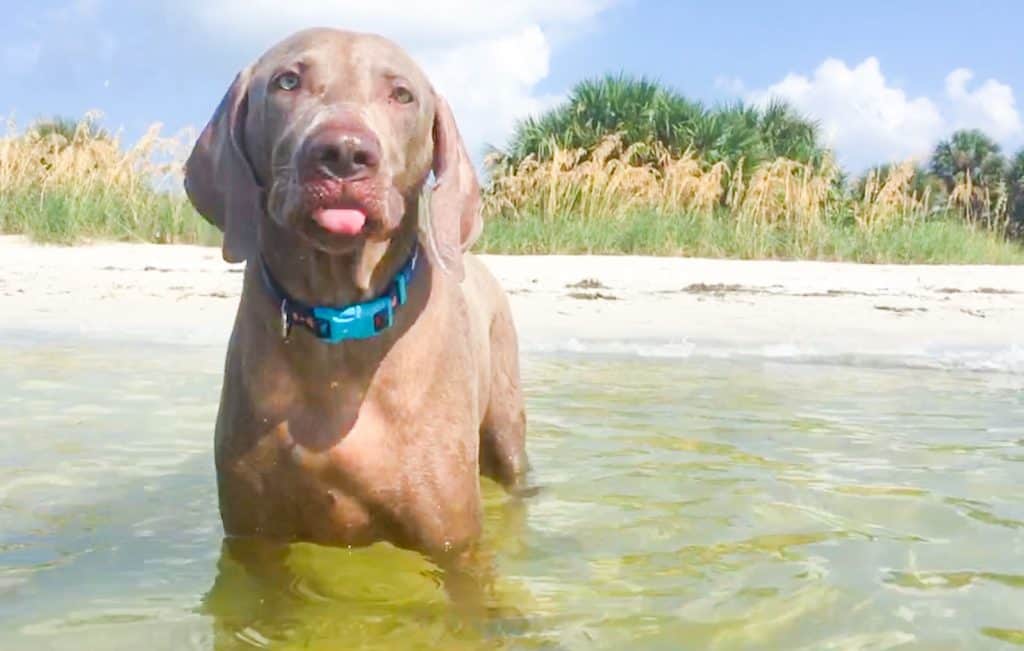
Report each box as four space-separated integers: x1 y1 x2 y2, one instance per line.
3 1 1022 170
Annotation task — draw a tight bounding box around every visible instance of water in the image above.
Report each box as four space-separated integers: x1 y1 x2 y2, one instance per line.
2 340 1023 649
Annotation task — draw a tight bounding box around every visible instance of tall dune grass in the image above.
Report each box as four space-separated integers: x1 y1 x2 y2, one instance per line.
2 117 1023 263
482 135 1024 262
484 135 727 220
0 115 218 244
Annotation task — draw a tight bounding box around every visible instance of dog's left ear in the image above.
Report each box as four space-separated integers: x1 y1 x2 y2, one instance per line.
428 94 482 281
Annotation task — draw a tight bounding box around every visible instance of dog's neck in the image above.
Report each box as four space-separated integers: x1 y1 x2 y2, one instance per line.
258 217 420 309
248 213 433 396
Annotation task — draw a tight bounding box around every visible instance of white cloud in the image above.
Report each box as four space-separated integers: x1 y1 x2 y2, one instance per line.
417 26 565 153
174 0 616 157
746 57 945 170
945 68 1022 140
739 57 1023 170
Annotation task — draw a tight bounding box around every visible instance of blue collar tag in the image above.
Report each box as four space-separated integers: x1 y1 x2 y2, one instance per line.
261 246 419 344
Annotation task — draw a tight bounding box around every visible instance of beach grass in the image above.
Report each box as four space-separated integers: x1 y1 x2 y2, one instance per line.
0 116 219 246
480 135 1024 263
476 209 1024 263
3 117 1023 264
0 187 220 245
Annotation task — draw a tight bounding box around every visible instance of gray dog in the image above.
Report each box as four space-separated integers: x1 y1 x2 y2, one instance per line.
184 28 527 572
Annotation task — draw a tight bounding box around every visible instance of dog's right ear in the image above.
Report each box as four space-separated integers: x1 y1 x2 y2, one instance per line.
184 67 262 263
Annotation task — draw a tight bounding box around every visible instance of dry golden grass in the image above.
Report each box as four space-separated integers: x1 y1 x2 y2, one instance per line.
484 135 728 221
855 161 930 229
0 115 216 244
480 136 1024 262
949 169 1009 228
1 113 181 194
486 135 842 229
3 119 1022 263
728 156 838 228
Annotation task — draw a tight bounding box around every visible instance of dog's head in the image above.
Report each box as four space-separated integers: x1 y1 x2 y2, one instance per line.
184 28 481 278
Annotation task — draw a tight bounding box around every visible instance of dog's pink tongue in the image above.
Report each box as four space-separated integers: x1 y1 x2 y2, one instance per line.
313 208 366 235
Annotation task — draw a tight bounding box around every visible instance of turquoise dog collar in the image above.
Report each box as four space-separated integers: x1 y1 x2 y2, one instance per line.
259 246 419 343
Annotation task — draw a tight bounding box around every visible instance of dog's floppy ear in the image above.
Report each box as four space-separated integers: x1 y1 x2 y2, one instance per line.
427 94 482 281
184 67 262 263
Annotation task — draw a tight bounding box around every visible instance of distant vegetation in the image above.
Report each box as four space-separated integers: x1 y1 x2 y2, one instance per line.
496 76 824 173
476 75 1024 261
3 76 1024 263
0 114 218 244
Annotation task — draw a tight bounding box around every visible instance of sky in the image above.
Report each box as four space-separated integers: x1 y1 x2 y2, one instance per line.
2 0 1022 171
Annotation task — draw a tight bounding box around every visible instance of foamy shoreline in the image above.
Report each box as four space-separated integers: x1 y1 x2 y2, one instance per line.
2 236 1022 371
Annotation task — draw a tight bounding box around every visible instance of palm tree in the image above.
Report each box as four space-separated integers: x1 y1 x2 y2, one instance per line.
493 75 825 173
1007 149 1024 230
685 102 763 166
499 74 705 165
758 100 822 164
930 130 1007 224
930 130 1006 190
30 115 110 145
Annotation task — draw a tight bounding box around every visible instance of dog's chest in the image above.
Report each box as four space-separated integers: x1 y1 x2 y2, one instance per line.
219 394 480 549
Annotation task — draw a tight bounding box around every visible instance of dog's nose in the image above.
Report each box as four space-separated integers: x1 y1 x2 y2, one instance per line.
308 131 381 181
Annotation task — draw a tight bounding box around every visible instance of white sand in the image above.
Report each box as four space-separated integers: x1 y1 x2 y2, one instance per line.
2 236 1022 367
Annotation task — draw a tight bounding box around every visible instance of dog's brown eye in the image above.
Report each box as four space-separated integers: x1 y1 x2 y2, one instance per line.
275 72 301 92
391 87 414 104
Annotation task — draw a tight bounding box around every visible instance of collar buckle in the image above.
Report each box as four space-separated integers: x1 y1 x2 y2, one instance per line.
280 299 291 341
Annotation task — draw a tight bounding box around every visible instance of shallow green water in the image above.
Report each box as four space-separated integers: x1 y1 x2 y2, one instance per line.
1 341 1023 649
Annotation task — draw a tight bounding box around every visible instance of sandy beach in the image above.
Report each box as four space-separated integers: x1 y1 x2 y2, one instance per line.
2 235 1022 368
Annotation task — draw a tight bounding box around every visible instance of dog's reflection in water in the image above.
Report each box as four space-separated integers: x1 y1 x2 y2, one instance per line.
202 486 536 650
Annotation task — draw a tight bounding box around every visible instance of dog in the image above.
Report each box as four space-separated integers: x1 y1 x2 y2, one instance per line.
184 28 527 570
